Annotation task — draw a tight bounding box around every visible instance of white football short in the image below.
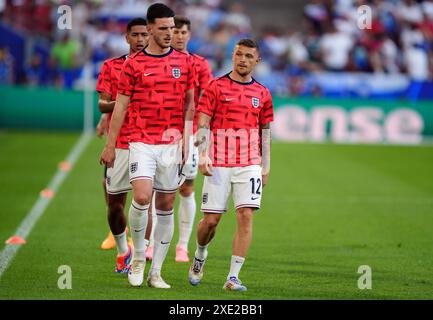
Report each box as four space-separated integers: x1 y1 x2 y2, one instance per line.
129 142 186 193
182 136 198 180
106 148 132 195
201 165 263 213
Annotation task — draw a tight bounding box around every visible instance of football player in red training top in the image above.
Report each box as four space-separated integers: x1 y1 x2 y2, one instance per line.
100 3 196 289
96 18 149 273
189 38 274 291
145 15 213 263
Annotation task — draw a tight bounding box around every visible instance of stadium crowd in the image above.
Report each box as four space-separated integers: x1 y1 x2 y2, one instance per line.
1 0 433 95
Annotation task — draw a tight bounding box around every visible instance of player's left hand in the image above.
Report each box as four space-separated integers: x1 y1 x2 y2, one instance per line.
99 145 116 168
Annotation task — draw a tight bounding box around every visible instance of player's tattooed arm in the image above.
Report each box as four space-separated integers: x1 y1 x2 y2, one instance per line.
98 92 116 113
195 112 211 153
260 122 272 187
195 112 213 176
99 93 130 168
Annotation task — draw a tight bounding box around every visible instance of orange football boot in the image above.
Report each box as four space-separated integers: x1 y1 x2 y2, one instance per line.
101 227 130 250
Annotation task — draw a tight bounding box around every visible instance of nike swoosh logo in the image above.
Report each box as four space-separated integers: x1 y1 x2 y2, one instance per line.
225 98 234 101
161 241 170 245
143 73 152 76
134 228 145 232
251 197 259 200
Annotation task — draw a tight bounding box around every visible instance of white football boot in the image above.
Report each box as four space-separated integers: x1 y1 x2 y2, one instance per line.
188 256 206 286
128 259 146 287
223 276 247 291
147 273 171 289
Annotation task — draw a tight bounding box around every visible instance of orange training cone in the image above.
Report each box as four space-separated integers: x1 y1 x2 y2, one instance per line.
59 161 72 172
5 236 26 245
40 189 54 199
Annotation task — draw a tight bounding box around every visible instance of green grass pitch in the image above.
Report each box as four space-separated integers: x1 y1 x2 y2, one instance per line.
0 130 432 299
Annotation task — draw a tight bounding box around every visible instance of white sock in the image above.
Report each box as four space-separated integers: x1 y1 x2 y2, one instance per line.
149 193 157 247
195 242 208 261
129 200 149 260
177 192 196 251
149 210 174 276
113 229 128 256
227 255 245 280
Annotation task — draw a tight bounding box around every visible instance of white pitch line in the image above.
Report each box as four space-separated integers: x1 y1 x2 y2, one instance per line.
0 133 92 280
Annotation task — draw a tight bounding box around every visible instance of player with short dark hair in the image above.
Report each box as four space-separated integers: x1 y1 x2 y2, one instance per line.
96 17 149 272
188 38 274 291
147 15 213 263
100 3 196 289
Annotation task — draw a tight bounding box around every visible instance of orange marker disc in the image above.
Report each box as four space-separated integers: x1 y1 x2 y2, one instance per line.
5 236 26 245
40 189 55 199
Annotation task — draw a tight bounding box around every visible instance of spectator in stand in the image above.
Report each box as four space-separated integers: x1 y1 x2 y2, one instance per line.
423 0 433 20
24 52 44 86
69 0 92 42
224 2 251 34
260 27 289 70
33 0 52 38
0 47 14 85
50 33 82 88
419 10 433 77
105 18 129 57
404 43 430 80
304 0 329 34
357 17 399 73
402 22 430 80
397 0 424 25
45 57 63 88
302 16 323 67
50 33 81 70
319 20 354 71
208 22 233 70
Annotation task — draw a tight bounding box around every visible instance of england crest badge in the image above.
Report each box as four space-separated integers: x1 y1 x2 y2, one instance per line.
130 162 138 174
172 68 181 78
252 97 260 108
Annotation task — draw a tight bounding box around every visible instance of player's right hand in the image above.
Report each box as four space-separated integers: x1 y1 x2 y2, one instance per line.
194 136 204 147
99 145 116 168
198 154 213 176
